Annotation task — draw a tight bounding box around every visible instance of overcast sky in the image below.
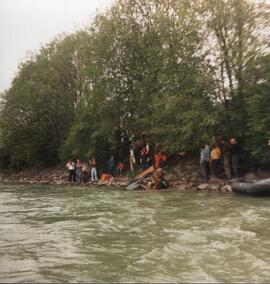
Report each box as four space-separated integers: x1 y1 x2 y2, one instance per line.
0 0 114 93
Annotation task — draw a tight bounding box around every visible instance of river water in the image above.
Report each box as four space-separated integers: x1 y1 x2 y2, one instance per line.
0 183 270 283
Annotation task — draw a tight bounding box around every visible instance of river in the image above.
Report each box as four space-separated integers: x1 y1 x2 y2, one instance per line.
0 183 270 283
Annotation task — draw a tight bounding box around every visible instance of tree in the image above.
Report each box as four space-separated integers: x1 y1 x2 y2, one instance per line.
0 34 80 169
201 0 270 137
243 54 270 163
61 0 218 162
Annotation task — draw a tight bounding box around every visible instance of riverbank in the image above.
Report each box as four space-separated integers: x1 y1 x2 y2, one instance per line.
1 158 270 192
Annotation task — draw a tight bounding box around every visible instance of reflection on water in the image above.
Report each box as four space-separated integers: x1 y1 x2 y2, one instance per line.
0 183 270 283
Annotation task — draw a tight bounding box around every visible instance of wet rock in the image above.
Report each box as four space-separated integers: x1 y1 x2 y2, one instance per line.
197 183 209 190
39 180 50 184
208 183 220 191
220 185 232 192
174 183 186 191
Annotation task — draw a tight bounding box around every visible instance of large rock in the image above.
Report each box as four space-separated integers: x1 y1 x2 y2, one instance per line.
220 185 232 192
197 183 209 190
177 185 187 191
208 183 221 191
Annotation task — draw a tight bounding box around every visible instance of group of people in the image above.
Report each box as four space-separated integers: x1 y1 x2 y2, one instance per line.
129 138 168 171
66 156 127 183
66 135 243 185
107 155 125 176
200 137 242 182
66 157 98 183
65 138 168 186
129 138 152 171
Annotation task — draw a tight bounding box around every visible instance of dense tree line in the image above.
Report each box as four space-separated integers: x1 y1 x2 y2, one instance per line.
0 0 270 170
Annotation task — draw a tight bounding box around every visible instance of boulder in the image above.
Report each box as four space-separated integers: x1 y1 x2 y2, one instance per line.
208 183 220 191
220 185 232 192
175 184 186 191
197 183 209 190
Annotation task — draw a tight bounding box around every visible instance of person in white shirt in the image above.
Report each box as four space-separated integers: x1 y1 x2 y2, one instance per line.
66 160 76 183
129 143 136 172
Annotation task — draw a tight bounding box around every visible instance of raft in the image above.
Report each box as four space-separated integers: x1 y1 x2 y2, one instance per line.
231 178 270 196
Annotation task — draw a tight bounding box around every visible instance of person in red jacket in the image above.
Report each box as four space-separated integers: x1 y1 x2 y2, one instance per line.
154 151 167 168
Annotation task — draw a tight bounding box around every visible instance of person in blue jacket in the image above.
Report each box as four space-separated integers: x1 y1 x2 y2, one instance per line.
107 155 116 176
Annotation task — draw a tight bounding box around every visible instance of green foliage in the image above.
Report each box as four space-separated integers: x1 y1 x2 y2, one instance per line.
0 0 270 170
60 0 218 160
0 34 80 169
243 55 270 162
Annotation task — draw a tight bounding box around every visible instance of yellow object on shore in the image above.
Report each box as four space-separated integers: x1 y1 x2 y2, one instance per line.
135 166 154 179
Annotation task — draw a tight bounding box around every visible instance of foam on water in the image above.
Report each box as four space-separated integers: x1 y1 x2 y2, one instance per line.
0 184 270 282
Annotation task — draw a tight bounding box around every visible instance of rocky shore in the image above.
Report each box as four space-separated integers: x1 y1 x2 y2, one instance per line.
1 159 269 193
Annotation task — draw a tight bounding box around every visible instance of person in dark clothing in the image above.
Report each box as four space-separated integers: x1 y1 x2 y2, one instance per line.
230 138 242 178
107 155 116 176
220 139 232 179
140 146 149 170
145 141 151 165
133 138 140 166
136 138 143 165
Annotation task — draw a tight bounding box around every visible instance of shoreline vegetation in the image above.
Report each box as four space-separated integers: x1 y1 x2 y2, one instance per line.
1 0 270 176
1 157 270 193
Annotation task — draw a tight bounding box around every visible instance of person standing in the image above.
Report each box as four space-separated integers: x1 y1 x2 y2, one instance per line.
145 141 151 165
107 155 116 176
66 160 76 183
90 157 98 182
154 150 167 169
140 146 148 170
81 160 90 183
210 144 221 178
116 161 124 176
129 143 136 172
75 159 82 183
200 143 210 182
219 139 232 179
230 138 242 178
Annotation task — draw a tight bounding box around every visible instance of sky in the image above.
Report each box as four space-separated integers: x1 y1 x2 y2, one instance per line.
0 0 114 93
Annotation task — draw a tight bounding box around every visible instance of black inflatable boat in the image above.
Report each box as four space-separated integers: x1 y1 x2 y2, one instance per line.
231 178 270 196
